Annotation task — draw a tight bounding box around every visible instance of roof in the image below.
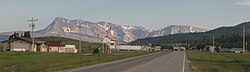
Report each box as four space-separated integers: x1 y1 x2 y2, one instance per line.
46 41 65 46
1 37 45 44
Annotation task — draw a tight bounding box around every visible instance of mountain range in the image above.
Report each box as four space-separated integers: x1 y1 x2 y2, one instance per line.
0 17 208 43
131 21 250 45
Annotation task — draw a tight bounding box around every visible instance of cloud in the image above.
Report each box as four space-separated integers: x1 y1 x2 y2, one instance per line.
236 1 250 7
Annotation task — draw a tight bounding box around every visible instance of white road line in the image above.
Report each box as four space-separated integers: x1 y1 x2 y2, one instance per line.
182 51 186 72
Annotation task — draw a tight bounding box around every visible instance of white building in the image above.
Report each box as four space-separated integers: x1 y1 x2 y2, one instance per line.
64 45 77 53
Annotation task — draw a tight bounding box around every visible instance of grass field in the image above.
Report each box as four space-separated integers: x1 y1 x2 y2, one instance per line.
0 36 158 72
187 51 250 72
0 51 155 72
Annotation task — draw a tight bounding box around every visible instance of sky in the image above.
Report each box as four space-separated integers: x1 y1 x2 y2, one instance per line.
0 0 250 32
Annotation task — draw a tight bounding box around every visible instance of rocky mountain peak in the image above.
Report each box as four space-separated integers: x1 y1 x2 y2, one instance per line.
1 17 208 43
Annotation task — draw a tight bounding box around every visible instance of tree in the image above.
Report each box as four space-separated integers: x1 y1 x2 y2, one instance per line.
8 32 20 40
23 31 31 38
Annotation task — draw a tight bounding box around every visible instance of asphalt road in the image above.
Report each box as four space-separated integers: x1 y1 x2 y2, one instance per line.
62 51 191 72
127 51 192 72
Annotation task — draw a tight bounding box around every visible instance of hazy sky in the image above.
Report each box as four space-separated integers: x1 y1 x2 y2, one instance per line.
0 0 250 32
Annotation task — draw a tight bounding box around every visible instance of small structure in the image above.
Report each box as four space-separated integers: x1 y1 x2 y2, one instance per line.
208 46 216 52
46 41 65 53
64 45 77 53
218 48 243 53
173 46 186 51
218 48 231 53
1 37 46 52
141 45 151 51
152 46 161 51
191 46 197 50
102 36 111 44
107 40 118 50
203 46 217 52
118 45 142 51
1 36 78 53
231 48 243 53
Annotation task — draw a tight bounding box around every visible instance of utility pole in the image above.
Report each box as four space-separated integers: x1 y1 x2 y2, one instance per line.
28 17 38 52
246 42 248 53
101 29 104 54
128 36 130 45
243 27 246 54
100 23 106 54
213 36 215 47
77 19 83 53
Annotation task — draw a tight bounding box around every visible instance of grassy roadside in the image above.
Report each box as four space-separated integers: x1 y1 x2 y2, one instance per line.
187 51 250 72
0 51 156 72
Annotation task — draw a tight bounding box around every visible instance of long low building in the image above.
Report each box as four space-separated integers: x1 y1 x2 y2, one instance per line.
1 37 46 52
1 37 77 53
104 36 161 51
118 45 142 51
109 45 161 51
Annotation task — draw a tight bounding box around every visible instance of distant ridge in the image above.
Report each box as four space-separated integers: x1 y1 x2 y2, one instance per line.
131 21 250 45
0 17 208 43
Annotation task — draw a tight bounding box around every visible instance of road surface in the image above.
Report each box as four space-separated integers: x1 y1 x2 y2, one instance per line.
62 51 191 72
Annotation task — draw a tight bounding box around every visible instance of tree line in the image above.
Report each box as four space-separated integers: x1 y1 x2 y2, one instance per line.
8 31 31 40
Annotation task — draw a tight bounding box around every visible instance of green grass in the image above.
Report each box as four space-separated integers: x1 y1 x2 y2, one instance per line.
0 51 155 72
187 51 250 72
0 36 158 72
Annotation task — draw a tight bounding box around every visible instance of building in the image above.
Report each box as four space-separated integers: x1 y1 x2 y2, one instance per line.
231 48 243 53
173 46 186 51
64 45 77 53
1 37 46 52
1 37 77 53
107 40 118 50
152 46 161 51
46 41 65 53
141 45 151 51
203 46 220 52
118 45 142 51
219 48 243 53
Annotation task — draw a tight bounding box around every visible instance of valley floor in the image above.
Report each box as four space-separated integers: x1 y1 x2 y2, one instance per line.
0 51 155 72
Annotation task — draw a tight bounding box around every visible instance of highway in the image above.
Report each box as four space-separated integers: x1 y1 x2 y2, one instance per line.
62 51 191 72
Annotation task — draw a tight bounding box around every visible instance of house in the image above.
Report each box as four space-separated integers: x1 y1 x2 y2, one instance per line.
141 45 151 51
1 37 78 53
152 46 161 51
1 37 46 52
46 41 65 53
